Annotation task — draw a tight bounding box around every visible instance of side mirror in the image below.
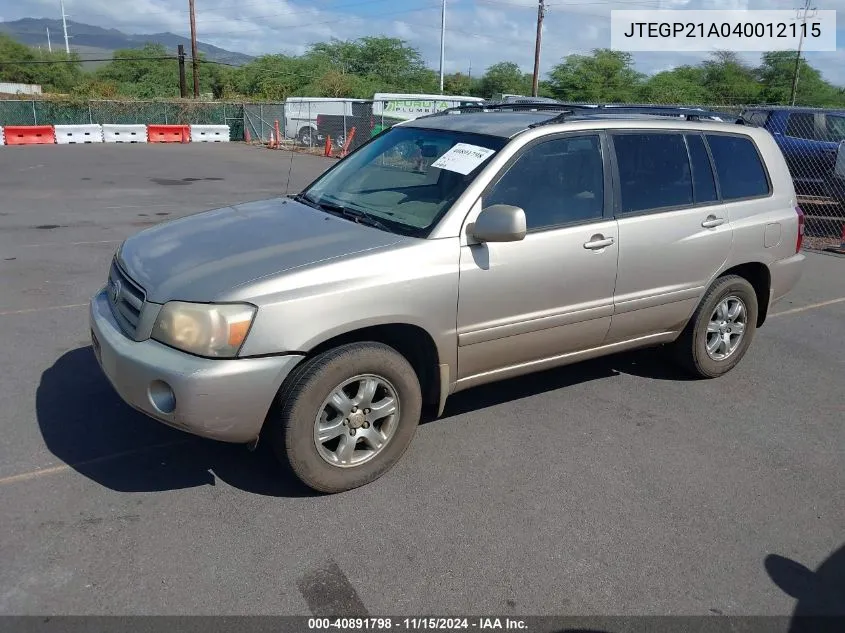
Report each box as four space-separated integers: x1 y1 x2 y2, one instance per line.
469 204 527 243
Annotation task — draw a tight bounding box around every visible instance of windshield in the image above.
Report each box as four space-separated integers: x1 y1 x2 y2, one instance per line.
301 126 507 237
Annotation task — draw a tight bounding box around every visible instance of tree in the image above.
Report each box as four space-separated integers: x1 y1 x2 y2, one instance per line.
756 51 845 107
443 72 476 96
548 49 644 102
639 65 709 104
699 51 761 105
0 33 84 93
305 37 435 93
478 62 531 98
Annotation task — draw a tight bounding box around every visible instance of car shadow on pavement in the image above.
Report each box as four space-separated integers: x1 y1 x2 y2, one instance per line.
36 345 694 497
35 346 315 497
436 346 694 421
765 544 845 633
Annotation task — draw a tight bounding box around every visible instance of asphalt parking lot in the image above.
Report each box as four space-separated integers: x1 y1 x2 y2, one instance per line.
0 144 843 621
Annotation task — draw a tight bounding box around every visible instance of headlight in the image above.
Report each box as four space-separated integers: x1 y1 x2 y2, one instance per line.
151 302 256 358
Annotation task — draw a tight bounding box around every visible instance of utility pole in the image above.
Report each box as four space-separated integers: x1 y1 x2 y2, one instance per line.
531 0 545 97
178 44 188 98
790 0 813 106
439 0 446 94
189 0 200 98
46 27 52 53
60 0 71 55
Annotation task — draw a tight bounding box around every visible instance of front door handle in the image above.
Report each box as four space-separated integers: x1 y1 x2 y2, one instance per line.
583 235 615 250
702 215 726 228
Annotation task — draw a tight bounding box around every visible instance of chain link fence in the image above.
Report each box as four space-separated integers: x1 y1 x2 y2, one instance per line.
0 99 247 142
1 97 842 250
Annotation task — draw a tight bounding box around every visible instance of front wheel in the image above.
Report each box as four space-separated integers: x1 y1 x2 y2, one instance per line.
672 275 759 378
270 342 422 493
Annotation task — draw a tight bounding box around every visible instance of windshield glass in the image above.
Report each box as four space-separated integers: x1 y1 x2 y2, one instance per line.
301 126 507 237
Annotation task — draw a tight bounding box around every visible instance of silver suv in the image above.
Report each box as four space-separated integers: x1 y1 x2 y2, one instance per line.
90 106 806 493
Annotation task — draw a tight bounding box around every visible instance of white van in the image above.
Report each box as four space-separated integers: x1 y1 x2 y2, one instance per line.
284 97 369 145
371 93 484 133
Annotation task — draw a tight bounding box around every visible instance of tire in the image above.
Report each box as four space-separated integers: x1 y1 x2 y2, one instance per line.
270 342 422 493
298 127 315 146
672 275 759 379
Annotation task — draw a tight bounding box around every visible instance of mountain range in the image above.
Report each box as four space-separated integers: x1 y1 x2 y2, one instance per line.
0 18 254 67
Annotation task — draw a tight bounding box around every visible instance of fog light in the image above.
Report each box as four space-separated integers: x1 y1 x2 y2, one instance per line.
148 380 176 414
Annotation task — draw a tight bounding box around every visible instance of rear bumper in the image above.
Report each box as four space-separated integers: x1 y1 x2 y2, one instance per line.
769 252 806 308
89 288 304 443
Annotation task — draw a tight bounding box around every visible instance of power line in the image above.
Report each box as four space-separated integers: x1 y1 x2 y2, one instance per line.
0 56 176 65
196 3 441 36
50 0 411 25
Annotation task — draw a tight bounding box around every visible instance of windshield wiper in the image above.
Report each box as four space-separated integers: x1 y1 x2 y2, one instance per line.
293 192 393 233
336 207 392 232
290 192 321 210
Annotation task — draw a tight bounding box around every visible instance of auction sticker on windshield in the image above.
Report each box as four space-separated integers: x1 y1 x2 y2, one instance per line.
431 143 496 175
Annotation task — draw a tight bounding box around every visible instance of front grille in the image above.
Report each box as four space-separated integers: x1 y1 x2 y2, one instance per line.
107 260 146 338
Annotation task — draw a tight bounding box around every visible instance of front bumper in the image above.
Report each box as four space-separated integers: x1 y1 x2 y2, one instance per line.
89 288 304 443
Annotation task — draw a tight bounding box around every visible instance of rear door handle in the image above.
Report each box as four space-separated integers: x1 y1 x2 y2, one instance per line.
583 235 615 250
701 216 726 228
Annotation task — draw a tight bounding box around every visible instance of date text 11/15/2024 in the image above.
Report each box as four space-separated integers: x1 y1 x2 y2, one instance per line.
308 618 528 631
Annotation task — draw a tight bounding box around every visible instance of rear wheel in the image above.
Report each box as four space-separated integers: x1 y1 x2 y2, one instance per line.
672 275 758 378
298 127 315 146
270 342 422 493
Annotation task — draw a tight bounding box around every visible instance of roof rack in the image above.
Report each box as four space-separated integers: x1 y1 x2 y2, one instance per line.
423 101 590 117
528 107 745 128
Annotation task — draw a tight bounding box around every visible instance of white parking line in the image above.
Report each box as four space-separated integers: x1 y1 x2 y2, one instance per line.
770 297 845 317
0 440 190 486
0 303 87 317
20 240 123 248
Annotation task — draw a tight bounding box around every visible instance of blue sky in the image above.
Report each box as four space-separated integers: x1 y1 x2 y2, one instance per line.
2 0 843 86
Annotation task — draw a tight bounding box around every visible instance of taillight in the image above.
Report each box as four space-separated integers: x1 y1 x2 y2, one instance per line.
795 205 805 252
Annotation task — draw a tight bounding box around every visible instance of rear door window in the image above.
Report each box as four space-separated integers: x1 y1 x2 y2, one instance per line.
705 134 771 201
612 133 693 214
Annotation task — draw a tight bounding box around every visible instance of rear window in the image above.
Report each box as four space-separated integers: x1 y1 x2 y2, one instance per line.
613 133 692 213
705 134 770 200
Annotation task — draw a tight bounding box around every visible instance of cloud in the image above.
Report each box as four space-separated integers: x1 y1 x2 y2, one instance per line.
2 0 843 85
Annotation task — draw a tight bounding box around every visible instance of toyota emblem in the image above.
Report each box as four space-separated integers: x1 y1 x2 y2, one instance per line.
109 279 122 303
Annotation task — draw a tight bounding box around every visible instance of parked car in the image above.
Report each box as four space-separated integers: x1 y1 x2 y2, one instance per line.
315 101 373 152
90 106 805 493
283 97 369 146
741 107 845 203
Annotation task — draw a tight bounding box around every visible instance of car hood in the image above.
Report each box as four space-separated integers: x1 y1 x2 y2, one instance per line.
117 197 405 303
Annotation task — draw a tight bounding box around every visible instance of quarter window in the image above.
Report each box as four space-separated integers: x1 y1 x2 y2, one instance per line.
484 135 604 231
613 133 693 214
785 113 816 140
705 134 770 200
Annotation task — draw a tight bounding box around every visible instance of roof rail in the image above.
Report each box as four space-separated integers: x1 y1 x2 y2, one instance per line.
422 101 589 117
528 109 746 128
